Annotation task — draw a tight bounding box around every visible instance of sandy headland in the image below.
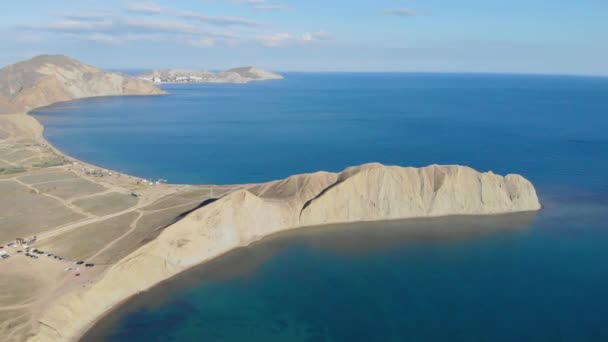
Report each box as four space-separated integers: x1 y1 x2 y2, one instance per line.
0 55 541 342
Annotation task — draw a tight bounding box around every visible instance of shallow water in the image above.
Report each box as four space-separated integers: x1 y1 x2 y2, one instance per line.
33 74 608 341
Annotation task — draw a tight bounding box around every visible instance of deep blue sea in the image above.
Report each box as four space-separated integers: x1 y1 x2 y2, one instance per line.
33 73 608 341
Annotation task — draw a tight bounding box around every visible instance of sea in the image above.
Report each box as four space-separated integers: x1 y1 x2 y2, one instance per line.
33 73 608 341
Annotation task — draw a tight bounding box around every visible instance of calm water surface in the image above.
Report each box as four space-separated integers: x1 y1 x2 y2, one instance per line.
34 74 608 341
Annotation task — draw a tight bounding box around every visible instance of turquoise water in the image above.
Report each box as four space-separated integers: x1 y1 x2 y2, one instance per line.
33 74 608 341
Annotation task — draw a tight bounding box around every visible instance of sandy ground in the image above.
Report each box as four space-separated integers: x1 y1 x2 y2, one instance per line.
0 112 239 341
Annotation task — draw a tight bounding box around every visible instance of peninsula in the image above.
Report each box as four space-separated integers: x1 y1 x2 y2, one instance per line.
0 55 541 342
137 66 283 84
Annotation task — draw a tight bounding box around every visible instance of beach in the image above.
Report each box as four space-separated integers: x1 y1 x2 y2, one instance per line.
0 109 236 341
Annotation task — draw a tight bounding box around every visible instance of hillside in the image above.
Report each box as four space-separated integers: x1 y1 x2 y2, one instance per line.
30 163 541 341
0 55 164 114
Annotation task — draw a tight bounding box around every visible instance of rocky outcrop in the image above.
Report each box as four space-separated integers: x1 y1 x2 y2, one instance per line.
0 55 164 114
138 66 283 84
30 163 540 341
218 66 283 83
300 164 541 225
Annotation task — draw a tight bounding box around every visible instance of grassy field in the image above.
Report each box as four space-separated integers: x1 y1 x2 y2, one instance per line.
35 212 140 261
0 180 86 241
17 170 78 184
32 178 106 200
73 192 138 216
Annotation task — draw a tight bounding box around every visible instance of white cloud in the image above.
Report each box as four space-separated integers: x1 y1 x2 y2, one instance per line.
299 31 332 43
127 2 163 15
257 31 331 47
81 33 121 44
189 38 216 47
245 0 288 10
384 8 419 17
256 32 292 46
174 10 264 28
254 3 289 11
201 0 289 11
18 4 323 48
123 19 198 34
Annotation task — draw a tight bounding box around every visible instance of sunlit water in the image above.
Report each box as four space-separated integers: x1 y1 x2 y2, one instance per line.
33 73 608 341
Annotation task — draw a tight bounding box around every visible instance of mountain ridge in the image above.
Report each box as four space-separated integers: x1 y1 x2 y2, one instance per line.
0 55 165 114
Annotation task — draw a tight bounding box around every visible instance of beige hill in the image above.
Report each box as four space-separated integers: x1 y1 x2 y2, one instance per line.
0 55 164 114
31 163 540 341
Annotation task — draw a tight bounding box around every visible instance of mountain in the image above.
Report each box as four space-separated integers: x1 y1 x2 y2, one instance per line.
138 66 283 84
0 55 164 114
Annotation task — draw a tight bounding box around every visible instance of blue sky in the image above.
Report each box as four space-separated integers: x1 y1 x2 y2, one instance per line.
1 0 607 74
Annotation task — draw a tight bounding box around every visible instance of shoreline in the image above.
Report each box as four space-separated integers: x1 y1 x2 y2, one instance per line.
83 209 541 340
27 93 168 183
75 211 543 342
2 91 541 342
7 106 198 341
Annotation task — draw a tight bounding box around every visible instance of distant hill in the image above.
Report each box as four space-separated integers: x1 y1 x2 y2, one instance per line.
0 55 164 114
138 66 283 84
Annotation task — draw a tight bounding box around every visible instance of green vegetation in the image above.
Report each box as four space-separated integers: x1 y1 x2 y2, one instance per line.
0 166 26 175
32 157 67 168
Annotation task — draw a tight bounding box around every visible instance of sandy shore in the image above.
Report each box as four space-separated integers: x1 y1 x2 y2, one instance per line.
0 109 237 341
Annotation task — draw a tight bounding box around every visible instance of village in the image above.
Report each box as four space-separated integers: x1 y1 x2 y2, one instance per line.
0 236 95 277
65 161 168 186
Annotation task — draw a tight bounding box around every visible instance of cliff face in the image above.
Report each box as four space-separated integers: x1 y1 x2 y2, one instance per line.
30 163 540 341
300 164 541 225
0 55 164 114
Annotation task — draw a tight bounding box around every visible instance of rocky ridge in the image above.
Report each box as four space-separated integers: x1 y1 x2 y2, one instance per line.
30 163 540 341
0 55 164 114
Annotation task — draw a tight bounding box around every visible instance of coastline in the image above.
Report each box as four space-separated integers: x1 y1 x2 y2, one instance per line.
83 209 541 340
2 89 541 341
3 105 192 341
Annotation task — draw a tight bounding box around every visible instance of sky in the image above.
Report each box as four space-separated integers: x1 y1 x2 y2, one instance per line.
1 0 607 75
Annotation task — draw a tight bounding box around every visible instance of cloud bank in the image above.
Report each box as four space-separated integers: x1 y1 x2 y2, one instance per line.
17 2 326 48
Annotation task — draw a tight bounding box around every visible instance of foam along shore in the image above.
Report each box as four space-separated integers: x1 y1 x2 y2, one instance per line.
0 55 540 342
30 164 540 341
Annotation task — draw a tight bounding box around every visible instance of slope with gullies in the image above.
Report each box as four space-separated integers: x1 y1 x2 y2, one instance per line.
0 55 164 114
31 163 541 342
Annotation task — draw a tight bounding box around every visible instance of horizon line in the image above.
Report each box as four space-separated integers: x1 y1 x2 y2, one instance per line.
109 68 608 79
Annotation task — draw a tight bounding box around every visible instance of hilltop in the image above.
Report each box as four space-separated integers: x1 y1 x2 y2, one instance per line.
0 55 164 114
